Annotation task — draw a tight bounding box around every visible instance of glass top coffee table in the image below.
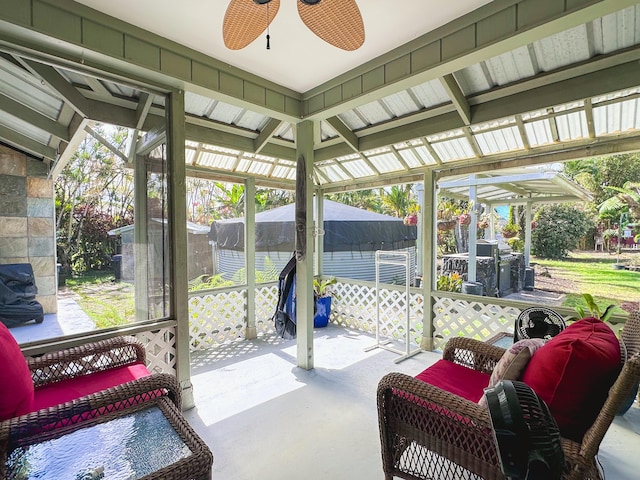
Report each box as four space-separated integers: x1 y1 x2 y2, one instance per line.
486 332 514 349
4 396 212 480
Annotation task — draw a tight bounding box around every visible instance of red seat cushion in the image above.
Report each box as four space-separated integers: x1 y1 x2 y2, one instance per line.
521 317 621 441
415 359 490 403
0 323 34 420
31 362 151 412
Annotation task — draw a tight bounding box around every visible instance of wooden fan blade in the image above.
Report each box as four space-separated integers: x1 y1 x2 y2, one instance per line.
223 0 281 50
297 0 364 51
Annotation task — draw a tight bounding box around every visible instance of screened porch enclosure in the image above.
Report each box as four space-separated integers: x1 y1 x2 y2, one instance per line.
2 0 640 426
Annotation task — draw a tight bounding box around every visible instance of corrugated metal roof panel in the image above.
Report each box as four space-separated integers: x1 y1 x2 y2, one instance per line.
236 158 250 172
409 79 450 108
533 24 591 72
0 111 51 144
471 117 516 132
474 126 523 155
432 138 475 161
555 111 588 141
235 111 269 131
593 87 640 104
398 148 430 168
320 120 338 140
368 152 404 173
454 64 492 96
185 148 196 163
0 63 62 120
337 110 367 130
272 165 295 179
524 120 554 146
184 92 213 117
600 5 640 54
426 129 464 143
209 102 244 124
382 91 420 117
317 163 351 183
199 151 236 169
484 46 537 87
355 101 392 125
105 82 137 99
593 98 640 135
247 160 271 176
275 122 294 141
342 158 375 178
411 146 436 165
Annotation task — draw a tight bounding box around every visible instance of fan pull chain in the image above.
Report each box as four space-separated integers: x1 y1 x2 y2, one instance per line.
266 3 271 49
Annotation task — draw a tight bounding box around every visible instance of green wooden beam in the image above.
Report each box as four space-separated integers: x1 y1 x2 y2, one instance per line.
472 60 640 124
0 92 70 141
253 118 282 154
0 123 57 159
22 59 91 116
325 116 359 152
0 0 302 121
51 114 88 178
440 74 471 125
302 0 637 118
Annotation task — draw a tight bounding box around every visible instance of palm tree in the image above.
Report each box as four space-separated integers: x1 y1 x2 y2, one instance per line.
327 189 382 212
598 181 640 219
380 184 415 218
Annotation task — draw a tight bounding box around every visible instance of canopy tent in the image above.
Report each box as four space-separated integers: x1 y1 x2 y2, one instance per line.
209 200 417 253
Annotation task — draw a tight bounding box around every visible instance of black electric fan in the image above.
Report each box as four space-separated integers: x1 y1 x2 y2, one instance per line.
514 306 566 342
485 380 564 480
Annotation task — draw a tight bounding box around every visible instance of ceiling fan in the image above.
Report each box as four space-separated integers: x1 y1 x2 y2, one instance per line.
223 0 365 51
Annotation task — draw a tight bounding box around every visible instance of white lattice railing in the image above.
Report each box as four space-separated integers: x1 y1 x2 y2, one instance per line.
188 282 279 351
431 292 520 350
186 279 565 353
134 326 177 375
330 279 424 348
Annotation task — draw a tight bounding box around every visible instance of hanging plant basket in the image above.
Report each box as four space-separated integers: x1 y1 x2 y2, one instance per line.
478 220 489 229
502 229 518 239
437 219 457 231
404 213 418 225
459 213 471 225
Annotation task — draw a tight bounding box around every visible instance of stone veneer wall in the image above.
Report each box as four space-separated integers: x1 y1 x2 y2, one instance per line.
0 145 57 313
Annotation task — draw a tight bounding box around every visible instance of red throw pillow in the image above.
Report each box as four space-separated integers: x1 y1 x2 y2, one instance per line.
0 323 34 420
521 317 621 441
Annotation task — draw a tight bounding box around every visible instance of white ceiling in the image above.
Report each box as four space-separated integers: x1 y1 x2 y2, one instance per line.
75 0 492 92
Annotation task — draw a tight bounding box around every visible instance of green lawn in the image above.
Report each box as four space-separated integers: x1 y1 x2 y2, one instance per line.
533 251 640 315
65 272 134 328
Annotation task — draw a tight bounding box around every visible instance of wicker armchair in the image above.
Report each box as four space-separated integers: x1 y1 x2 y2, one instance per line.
0 337 213 480
1 334 181 425
1 336 190 478
378 324 640 480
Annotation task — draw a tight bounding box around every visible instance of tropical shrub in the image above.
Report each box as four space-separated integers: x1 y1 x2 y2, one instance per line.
506 237 524 252
437 272 463 292
531 204 592 259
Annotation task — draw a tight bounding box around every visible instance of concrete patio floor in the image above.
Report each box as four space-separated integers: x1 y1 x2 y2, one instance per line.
8 292 95 344
183 324 640 480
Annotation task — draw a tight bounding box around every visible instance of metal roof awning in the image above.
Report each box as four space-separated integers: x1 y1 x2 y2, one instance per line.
436 168 593 206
